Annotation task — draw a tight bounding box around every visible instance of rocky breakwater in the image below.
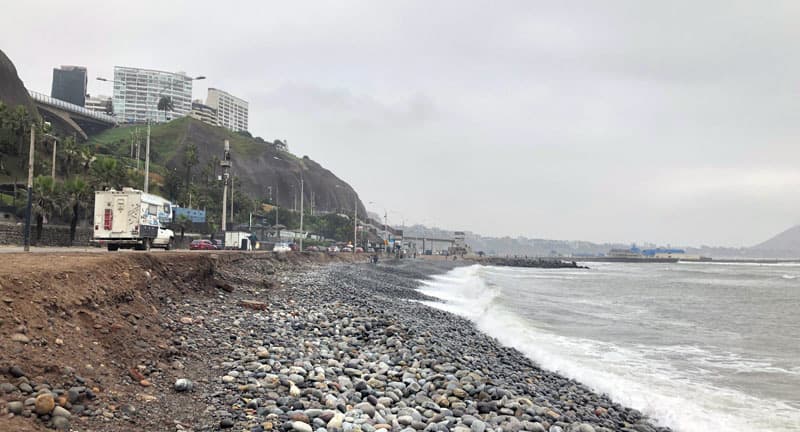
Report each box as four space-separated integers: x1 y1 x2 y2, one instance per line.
477 257 589 269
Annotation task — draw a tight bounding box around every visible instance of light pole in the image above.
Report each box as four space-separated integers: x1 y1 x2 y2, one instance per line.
47 134 58 179
299 175 304 251
23 126 35 252
369 201 389 254
98 74 205 193
221 140 231 234
337 185 359 252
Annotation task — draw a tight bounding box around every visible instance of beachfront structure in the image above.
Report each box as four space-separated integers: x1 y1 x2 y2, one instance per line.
112 66 194 124
206 88 248 132
51 65 87 107
454 231 466 248
190 100 218 126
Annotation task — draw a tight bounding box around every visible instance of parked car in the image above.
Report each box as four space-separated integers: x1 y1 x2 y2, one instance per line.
342 247 353 253
289 243 300 251
327 245 340 253
306 245 320 252
273 242 291 252
212 239 223 250
190 239 216 250
355 247 364 253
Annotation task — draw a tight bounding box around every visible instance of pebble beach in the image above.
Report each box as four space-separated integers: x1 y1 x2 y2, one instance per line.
1 256 669 432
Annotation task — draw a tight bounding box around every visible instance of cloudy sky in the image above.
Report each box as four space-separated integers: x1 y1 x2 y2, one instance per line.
3 1 799 246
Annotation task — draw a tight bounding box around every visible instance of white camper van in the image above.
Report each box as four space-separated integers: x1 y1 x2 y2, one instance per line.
93 188 174 251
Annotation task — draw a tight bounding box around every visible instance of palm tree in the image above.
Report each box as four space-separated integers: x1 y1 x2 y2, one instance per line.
175 214 192 241
64 177 91 244
32 176 64 241
157 96 174 122
90 157 125 191
60 136 79 178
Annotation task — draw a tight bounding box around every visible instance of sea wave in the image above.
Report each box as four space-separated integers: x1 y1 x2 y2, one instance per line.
416 265 800 432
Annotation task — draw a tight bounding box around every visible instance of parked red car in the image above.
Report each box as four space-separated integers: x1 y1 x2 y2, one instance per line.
190 239 216 250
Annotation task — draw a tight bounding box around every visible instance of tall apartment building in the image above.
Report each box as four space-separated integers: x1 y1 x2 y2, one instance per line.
206 88 248 132
190 100 218 126
112 66 194 124
85 95 113 114
51 65 87 106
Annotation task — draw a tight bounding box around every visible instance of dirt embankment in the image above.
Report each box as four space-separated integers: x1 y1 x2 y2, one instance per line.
0 251 364 431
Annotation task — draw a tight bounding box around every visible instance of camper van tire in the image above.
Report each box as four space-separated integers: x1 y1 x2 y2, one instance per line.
107 244 119 252
165 239 173 251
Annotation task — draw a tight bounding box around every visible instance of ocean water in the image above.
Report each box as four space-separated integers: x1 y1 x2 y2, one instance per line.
417 262 800 432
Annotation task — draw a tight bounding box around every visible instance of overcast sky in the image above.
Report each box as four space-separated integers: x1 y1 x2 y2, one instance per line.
3 1 799 246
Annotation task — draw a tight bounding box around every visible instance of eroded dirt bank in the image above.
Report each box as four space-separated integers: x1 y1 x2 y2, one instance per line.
0 251 365 431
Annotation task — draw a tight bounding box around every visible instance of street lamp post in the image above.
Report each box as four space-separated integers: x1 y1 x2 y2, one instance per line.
48 135 58 179
369 201 389 254
299 175 304 252
221 140 231 234
353 196 358 255
23 126 35 252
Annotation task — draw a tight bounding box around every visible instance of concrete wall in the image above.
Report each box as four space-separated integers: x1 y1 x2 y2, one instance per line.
0 222 93 246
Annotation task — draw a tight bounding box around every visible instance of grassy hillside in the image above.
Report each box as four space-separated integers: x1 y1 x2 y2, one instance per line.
86 117 364 217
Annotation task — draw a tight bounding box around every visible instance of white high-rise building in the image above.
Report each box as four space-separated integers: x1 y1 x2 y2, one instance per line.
85 95 113 114
112 66 194 124
206 88 248 132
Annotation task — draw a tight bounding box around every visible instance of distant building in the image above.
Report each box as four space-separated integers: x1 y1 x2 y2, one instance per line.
454 231 466 248
450 231 469 255
608 248 642 258
112 66 194 124
85 95 113 115
190 100 218 126
206 88 248 132
51 65 87 106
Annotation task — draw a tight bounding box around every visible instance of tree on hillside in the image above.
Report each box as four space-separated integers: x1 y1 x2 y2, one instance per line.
0 103 39 159
90 157 127 190
64 177 90 243
59 136 95 178
184 143 199 200
157 96 174 122
163 168 182 202
32 176 63 241
174 214 192 241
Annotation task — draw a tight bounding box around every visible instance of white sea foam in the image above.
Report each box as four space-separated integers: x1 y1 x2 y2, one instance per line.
679 261 800 267
417 265 800 432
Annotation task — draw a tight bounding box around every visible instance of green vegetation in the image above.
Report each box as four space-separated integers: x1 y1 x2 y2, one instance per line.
0 101 147 240
157 96 174 123
0 102 44 181
0 103 357 244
